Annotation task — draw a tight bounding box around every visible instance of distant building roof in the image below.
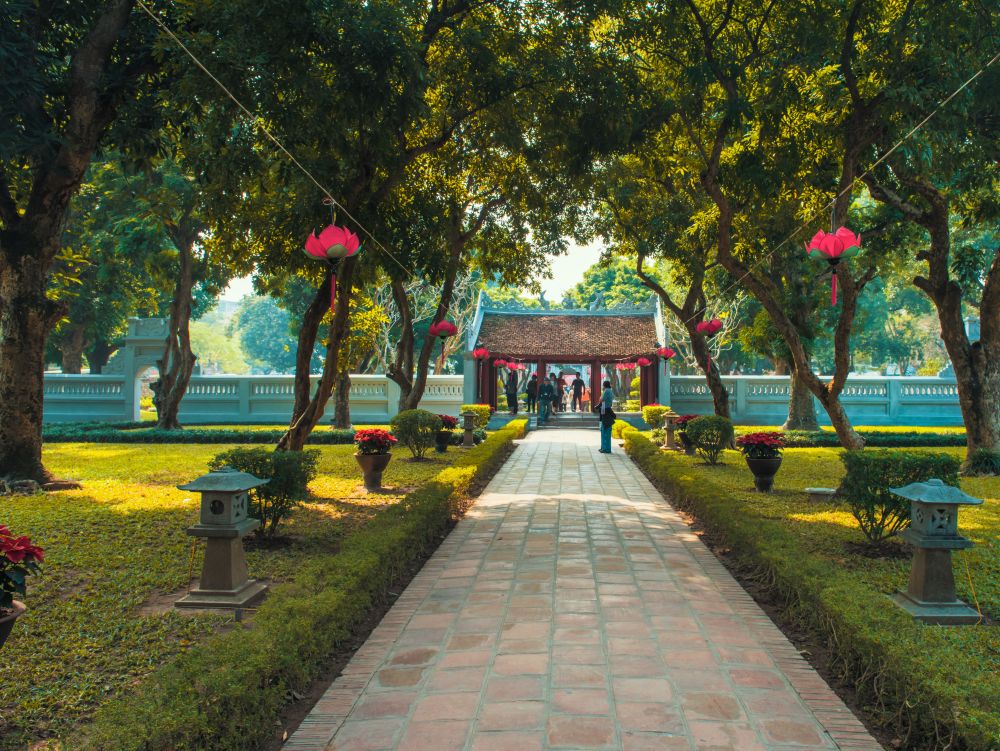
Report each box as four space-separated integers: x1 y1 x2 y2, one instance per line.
470 292 662 361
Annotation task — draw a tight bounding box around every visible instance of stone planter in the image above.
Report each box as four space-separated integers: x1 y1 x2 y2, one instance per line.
679 432 696 456
0 601 26 651
435 430 452 454
746 455 782 492
355 452 392 492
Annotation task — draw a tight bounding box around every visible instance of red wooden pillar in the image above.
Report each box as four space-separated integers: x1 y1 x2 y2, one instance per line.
591 360 602 408
640 363 656 406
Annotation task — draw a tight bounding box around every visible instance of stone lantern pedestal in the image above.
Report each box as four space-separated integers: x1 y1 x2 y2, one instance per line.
889 479 983 625
176 468 270 610
461 411 477 448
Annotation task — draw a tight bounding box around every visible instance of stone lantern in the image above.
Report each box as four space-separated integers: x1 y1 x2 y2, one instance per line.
175 467 269 610
889 479 983 625
462 411 477 447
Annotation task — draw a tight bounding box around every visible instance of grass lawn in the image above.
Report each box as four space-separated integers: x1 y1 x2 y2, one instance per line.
0 442 466 749
626 436 999 748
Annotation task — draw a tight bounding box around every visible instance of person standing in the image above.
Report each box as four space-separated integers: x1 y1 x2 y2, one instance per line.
571 374 586 412
505 371 519 415
597 379 615 453
549 374 562 414
525 374 538 413
538 375 555 423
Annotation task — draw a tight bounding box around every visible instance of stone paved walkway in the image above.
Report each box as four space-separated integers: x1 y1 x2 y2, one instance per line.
285 430 882 751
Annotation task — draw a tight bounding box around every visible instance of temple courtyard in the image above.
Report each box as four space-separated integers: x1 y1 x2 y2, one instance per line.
285 430 881 751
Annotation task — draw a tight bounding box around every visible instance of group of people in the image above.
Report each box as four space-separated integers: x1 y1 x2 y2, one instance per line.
503 371 617 453
506 372 588 418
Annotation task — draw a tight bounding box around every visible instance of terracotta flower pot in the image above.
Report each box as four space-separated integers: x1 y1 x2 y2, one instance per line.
435 429 452 453
745 455 782 492
0 601 26 651
355 452 392 491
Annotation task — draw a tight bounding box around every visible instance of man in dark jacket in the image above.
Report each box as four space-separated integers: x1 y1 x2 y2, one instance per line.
505 372 519 415
525 374 538 413
570 374 586 412
537 375 555 423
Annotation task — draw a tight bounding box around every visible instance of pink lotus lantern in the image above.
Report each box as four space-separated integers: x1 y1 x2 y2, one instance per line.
805 227 861 306
472 347 490 359
428 320 458 338
696 319 723 337
656 346 676 375
636 357 652 368
695 319 724 371
494 359 508 369
303 224 362 314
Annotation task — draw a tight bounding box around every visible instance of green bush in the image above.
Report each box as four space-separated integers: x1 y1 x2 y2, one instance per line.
78 426 520 751
391 409 442 459
735 428 966 448
686 415 734 465
611 419 632 439
209 448 320 536
839 450 961 543
624 399 641 411
964 448 1000 476
641 404 670 429
460 404 492 429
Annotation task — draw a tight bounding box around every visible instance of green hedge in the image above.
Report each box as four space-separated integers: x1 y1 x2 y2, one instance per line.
623 431 998 751
77 425 521 750
746 428 967 448
44 423 356 445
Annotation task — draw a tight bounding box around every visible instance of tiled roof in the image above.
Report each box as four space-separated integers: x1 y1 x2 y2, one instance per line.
476 312 659 361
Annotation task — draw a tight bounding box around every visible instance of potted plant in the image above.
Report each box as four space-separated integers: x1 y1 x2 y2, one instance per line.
436 414 459 453
674 415 699 455
737 432 785 492
0 525 44 650
354 428 397 491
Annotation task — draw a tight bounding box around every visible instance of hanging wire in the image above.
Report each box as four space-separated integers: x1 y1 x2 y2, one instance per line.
133 0 413 278
673 47 1000 327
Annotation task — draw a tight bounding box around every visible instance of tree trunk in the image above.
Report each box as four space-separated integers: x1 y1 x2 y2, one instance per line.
88 339 117 374
152 237 196 430
688 328 730 418
0 0 140 482
334 371 352 429
0 255 62 482
60 324 87 374
289 271 333 426
279 258 357 451
865 172 1000 464
783 365 819 430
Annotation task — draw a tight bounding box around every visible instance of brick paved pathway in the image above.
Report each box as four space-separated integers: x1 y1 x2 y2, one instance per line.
285 430 881 751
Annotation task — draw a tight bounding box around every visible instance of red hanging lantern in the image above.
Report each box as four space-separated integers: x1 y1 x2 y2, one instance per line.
695 319 724 371
428 320 458 338
805 227 861 306
472 347 490 360
303 224 362 314
494 359 508 369
656 346 676 376
636 357 652 368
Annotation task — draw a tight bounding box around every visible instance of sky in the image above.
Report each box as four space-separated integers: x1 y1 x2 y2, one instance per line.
221 239 607 303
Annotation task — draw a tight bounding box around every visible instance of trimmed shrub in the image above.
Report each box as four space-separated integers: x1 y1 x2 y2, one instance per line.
964 448 1000 476
612 419 632 439
641 404 670 429
391 409 442 459
685 415 734 465
43 423 356 445
624 399 641 412
839 450 961 543
209 448 320 536
460 404 492 429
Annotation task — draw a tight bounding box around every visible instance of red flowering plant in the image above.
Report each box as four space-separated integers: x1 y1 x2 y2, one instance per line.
1 525 44 611
736 432 785 459
673 414 700 429
437 414 459 429
354 428 397 456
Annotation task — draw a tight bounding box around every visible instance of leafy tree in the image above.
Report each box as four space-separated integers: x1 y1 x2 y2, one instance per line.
230 296 299 374
189 321 248 375
0 0 163 481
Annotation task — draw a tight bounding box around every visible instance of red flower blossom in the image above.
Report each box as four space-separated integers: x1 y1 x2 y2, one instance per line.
354 428 397 455
437 414 459 429
736 432 785 458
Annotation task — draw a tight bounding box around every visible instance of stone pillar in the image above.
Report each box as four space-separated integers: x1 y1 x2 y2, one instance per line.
657 358 671 410
462 355 477 405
